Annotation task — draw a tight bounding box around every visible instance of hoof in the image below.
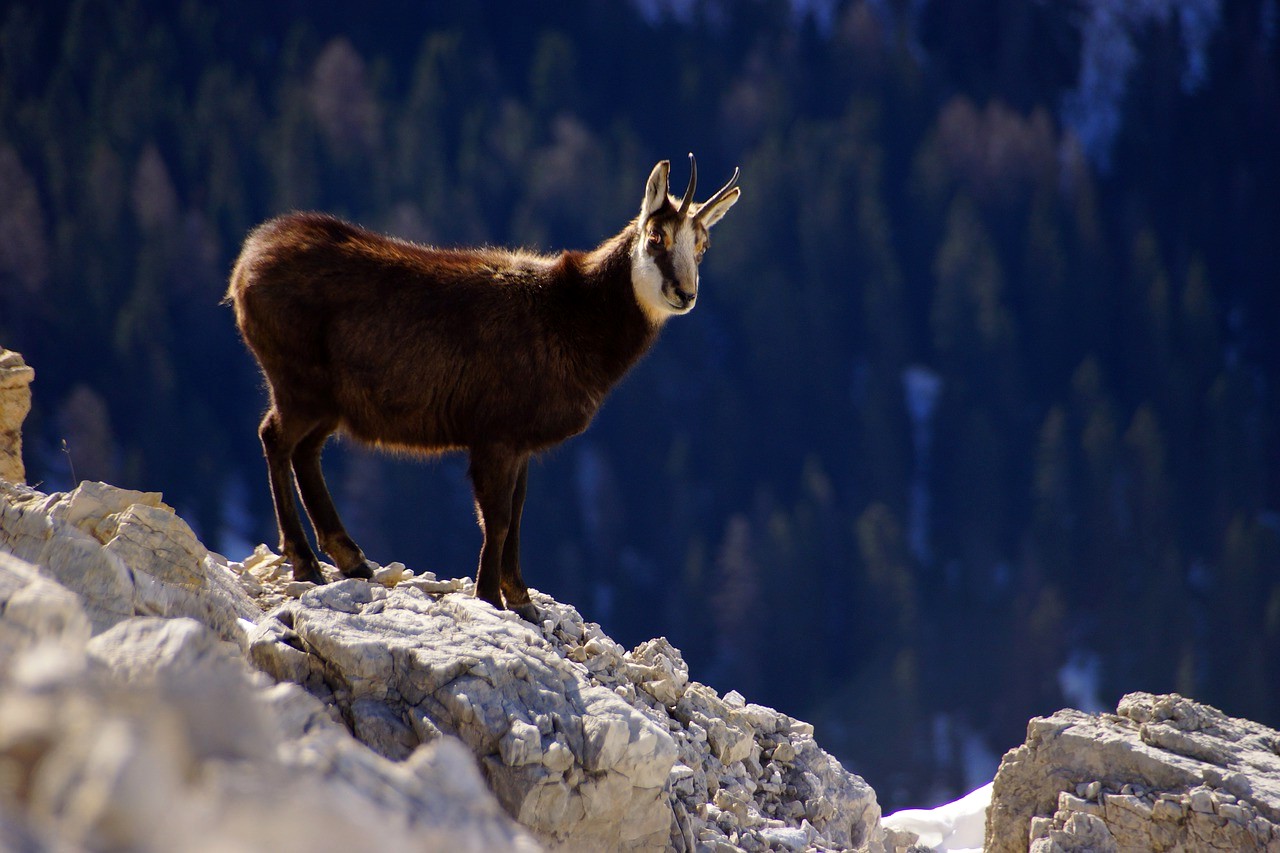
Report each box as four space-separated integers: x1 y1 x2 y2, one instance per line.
292 562 327 584
510 602 540 623
341 559 375 580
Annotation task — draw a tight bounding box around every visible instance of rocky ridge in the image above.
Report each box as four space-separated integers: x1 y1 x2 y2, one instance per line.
0 476 887 852
0 546 540 852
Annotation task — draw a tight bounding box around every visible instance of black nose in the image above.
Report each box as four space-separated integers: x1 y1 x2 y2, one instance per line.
676 290 695 306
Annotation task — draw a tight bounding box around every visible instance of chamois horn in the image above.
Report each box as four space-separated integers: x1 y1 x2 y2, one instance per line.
678 152 697 216
696 167 741 221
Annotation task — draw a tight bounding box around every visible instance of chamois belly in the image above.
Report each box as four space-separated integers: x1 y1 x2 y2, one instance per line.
334 363 600 454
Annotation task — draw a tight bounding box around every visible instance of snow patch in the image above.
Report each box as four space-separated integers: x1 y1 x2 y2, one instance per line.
883 782 991 853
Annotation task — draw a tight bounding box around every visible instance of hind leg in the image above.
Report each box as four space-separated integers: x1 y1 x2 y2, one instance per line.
500 459 538 622
469 446 523 611
292 424 374 579
259 408 326 584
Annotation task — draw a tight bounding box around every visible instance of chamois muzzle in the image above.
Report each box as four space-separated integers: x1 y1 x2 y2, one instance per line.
670 288 696 311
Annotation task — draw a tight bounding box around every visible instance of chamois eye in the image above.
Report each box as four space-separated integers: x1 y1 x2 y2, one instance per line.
648 229 664 247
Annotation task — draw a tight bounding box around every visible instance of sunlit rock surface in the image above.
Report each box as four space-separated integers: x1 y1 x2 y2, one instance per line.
988 691 1280 852
0 549 540 853
1 476 888 852
231 544 888 851
0 480 260 637
0 348 33 484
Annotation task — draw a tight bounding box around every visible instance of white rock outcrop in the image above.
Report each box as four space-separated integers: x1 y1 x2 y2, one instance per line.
240 555 887 852
0 348 33 483
1 479 261 638
0 549 541 852
1 473 888 852
987 691 1280 852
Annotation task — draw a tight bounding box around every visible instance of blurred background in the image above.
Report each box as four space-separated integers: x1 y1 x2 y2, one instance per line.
1 0 1277 811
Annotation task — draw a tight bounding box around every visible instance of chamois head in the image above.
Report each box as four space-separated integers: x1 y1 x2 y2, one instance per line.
631 154 741 324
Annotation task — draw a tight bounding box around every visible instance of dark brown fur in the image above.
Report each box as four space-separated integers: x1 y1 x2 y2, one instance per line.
227 212 659 616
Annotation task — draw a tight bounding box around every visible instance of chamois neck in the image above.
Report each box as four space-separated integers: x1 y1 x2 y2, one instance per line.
557 221 659 388
582 221 640 287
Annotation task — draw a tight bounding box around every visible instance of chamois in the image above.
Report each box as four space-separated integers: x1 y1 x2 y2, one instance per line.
227 156 740 621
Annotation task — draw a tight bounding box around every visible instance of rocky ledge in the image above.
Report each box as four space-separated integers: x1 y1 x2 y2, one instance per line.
0 479 886 852
989 691 1280 852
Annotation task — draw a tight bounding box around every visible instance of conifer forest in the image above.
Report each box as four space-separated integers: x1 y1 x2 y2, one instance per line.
2 0 1277 808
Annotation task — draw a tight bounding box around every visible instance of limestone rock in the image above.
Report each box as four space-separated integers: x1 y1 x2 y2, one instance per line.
250 578 680 851
0 549 91 659
2 462 888 851
988 691 1280 853
246 560 888 852
0 551 540 853
0 348 33 484
0 479 261 639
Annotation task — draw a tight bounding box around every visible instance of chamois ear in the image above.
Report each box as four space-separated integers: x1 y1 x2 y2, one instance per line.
694 166 741 229
641 160 671 221
696 186 740 229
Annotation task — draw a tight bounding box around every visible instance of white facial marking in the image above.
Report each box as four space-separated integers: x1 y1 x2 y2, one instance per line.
631 211 703 325
631 235 671 325
671 222 699 307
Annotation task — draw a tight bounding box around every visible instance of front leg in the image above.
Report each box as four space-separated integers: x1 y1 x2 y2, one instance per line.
500 459 539 622
469 446 523 611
